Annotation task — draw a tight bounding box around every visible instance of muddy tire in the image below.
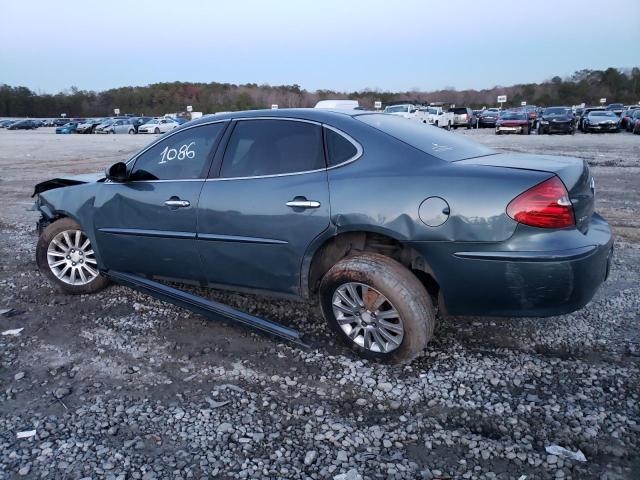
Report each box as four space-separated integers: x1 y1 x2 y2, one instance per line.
319 253 435 364
36 218 109 295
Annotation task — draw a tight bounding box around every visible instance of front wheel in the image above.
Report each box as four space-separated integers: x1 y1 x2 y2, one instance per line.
36 218 109 295
319 253 435 364
154 127 160 134
522 126 529 135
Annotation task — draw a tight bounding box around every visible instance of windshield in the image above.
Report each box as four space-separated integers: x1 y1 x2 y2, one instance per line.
356 113 495 162
384 105 409 113
590 111 617 117
500 112 526 120
482 110 498 116
544 107 570 115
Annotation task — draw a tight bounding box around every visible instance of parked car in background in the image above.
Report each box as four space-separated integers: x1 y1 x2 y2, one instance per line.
620 107 640 130
449 107 475 129
606 103 625 116
495 111 530 135
7 119 38 130
131 116 153 132
478 109 500 128
31 119 45 128
577 107 606 131
105 118 138 134
0 119 16 128
95 120 116 134
537 107 575 135
137 117 179 134
517 106 538 128
56 122 80 134
582 111 620 133
76 119 104 134
32 108 612 363
383 104 417 119
418 106 454 130
626 110 640 132
52 118 70 127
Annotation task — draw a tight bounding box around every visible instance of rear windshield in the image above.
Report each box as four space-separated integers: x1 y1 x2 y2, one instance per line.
450 108 468 114
500 112 527 120
356 113 495 162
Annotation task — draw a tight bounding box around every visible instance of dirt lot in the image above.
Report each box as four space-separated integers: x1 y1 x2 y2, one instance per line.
0 127 638 480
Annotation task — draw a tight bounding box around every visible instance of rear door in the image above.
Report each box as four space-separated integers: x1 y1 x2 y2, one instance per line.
93 121 228 282
196 118 331 295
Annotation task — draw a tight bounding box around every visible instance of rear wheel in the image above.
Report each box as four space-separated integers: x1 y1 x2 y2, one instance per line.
154 127 160 134
128 129 135 134
36 218 109 295
319 253 435 364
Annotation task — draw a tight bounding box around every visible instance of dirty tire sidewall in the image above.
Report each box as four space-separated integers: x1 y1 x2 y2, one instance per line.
319 253 435 364
36 217 109 295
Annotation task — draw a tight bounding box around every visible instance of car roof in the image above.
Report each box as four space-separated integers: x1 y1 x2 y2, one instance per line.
188 108 362 127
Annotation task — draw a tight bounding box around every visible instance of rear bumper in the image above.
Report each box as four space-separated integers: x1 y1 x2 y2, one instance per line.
408 213 613 317
496 125 525 133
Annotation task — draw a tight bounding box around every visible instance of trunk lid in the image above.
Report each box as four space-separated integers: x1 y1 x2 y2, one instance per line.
457 153 595 233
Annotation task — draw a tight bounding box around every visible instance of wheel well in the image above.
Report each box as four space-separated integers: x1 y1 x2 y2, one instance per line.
307 232 440 300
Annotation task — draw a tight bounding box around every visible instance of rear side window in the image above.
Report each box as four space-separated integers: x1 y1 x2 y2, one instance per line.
220 120 325 178
325 128 358 167
129 122 226 181
356 113 495 162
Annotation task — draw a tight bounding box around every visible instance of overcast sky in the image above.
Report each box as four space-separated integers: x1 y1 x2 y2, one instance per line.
1 0 639 94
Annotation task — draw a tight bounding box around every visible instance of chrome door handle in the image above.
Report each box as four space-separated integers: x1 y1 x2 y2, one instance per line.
164 199 190 208
286 200 321 209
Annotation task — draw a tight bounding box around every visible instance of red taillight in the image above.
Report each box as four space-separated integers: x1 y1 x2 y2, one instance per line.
507 176 575 228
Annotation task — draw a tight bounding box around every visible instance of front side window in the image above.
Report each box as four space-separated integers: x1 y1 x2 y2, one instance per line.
220 120 325 178
129 122 226 181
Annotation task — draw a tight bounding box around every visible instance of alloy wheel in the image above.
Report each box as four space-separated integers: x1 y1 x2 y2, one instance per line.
47 229 99 285
331 282 404 353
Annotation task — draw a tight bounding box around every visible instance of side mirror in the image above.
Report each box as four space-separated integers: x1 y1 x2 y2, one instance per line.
105 162 128 183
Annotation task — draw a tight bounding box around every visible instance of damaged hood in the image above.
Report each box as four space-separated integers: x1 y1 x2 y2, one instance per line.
33 172 105 196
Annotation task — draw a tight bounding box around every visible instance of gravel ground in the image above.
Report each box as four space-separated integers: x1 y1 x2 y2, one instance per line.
0 127 638 480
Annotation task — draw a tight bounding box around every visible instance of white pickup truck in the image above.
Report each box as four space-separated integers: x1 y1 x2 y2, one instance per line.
417 106 454 130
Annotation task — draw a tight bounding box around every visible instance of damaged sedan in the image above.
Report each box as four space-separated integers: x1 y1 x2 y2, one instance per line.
33 109 613 363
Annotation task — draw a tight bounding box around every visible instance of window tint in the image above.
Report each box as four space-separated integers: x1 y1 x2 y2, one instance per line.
220 120 325 178
129 122 226 181
325 128 358 167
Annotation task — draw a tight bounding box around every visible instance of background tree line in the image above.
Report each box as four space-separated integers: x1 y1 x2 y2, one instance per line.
1 67 638 118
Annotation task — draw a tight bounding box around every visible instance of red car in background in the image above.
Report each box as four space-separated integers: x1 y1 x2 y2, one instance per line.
495 111 531 135
622 108 640 131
